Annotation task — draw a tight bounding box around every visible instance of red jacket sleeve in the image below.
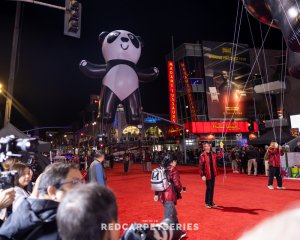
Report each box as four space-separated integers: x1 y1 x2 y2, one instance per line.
171 168 182 193
199 155 205 177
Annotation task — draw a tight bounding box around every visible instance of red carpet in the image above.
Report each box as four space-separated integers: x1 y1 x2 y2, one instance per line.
106 163 300 240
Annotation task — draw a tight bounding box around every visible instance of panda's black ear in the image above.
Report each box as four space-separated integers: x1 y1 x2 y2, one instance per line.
99 31 109 45
136 36 144 48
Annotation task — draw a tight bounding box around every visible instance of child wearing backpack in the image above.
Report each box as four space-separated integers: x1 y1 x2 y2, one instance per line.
152 156 186 239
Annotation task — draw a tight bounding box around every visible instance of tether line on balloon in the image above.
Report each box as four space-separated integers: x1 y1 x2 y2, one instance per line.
221 0 243 183
279 39 288 144
221 0 239 181
221 0 243 140
222 20 274 138
246 12 275 141
246 12 273 124
259 22 277 142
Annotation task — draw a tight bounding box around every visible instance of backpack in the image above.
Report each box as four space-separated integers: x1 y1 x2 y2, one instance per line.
151 167 170 192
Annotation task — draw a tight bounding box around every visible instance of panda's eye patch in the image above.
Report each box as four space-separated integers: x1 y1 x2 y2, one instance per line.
107 31 121 43
128 33 140 49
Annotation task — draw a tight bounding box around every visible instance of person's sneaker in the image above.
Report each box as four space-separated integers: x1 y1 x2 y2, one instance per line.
179 231 187 239
277 186 286 190
205 204 212 209
211 202 218 207
268 185 274 190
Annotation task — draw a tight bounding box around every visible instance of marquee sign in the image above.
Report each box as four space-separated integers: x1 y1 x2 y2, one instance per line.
185 121 258 134
167 61 177 123
179 62 197 121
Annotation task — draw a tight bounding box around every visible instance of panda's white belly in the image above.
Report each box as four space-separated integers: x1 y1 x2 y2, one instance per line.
103 64 139 101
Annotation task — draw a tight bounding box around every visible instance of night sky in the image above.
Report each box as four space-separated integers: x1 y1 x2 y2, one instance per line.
0 0 283 130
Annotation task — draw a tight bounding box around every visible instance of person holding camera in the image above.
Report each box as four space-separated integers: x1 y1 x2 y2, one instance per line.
267 141 286 190
10 163 32 212
0 162 83 240
154 156 186 239
200 143 222 209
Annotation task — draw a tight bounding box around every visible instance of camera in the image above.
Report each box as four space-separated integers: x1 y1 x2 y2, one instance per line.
0 135 39 162
0 171 18 190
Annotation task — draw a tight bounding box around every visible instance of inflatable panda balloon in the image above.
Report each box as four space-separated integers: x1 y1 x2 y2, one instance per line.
79 30 159 125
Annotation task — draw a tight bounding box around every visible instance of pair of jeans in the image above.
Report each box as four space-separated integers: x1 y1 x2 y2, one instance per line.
265 161 269 176
240 160 248 173
232 160 238 172
146 162 152 172
205 177 215 205
163 201 178 223
124 161 129 173
268 166 282 187
248 159 257 175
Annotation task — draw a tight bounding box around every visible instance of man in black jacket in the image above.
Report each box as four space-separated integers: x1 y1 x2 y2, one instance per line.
0 162 82 240
246 146 258 176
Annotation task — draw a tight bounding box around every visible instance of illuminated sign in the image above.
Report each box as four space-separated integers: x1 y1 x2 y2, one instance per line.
179 62 197 121
185 121 258 134
167 125 182 137
167 61 177 123
144 117 161 123
203 41 251 120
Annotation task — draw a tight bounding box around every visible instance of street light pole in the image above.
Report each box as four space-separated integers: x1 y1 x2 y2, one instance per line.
4 0 79 127
4 1 22 126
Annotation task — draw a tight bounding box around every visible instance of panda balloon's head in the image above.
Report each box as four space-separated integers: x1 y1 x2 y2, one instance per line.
100 30 143 64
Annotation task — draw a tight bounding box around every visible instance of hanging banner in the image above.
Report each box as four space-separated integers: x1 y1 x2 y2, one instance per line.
179 62 197 121
167 61 177 123
202 41 251 120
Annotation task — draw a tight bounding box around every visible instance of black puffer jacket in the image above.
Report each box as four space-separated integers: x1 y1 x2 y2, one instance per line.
0 197 60 240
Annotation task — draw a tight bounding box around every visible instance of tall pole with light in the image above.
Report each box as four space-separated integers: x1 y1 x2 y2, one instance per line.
4 0 82 126
4 1 21 126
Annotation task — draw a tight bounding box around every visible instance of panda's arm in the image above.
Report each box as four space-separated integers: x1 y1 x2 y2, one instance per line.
137 67 159 83
79 60 107 79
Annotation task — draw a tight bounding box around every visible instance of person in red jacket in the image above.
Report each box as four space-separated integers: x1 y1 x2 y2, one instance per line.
200 143 221 209
267 141 286 190
154 156 186 239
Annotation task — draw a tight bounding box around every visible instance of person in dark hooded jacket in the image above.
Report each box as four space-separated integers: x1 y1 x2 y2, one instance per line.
0 162 82 240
